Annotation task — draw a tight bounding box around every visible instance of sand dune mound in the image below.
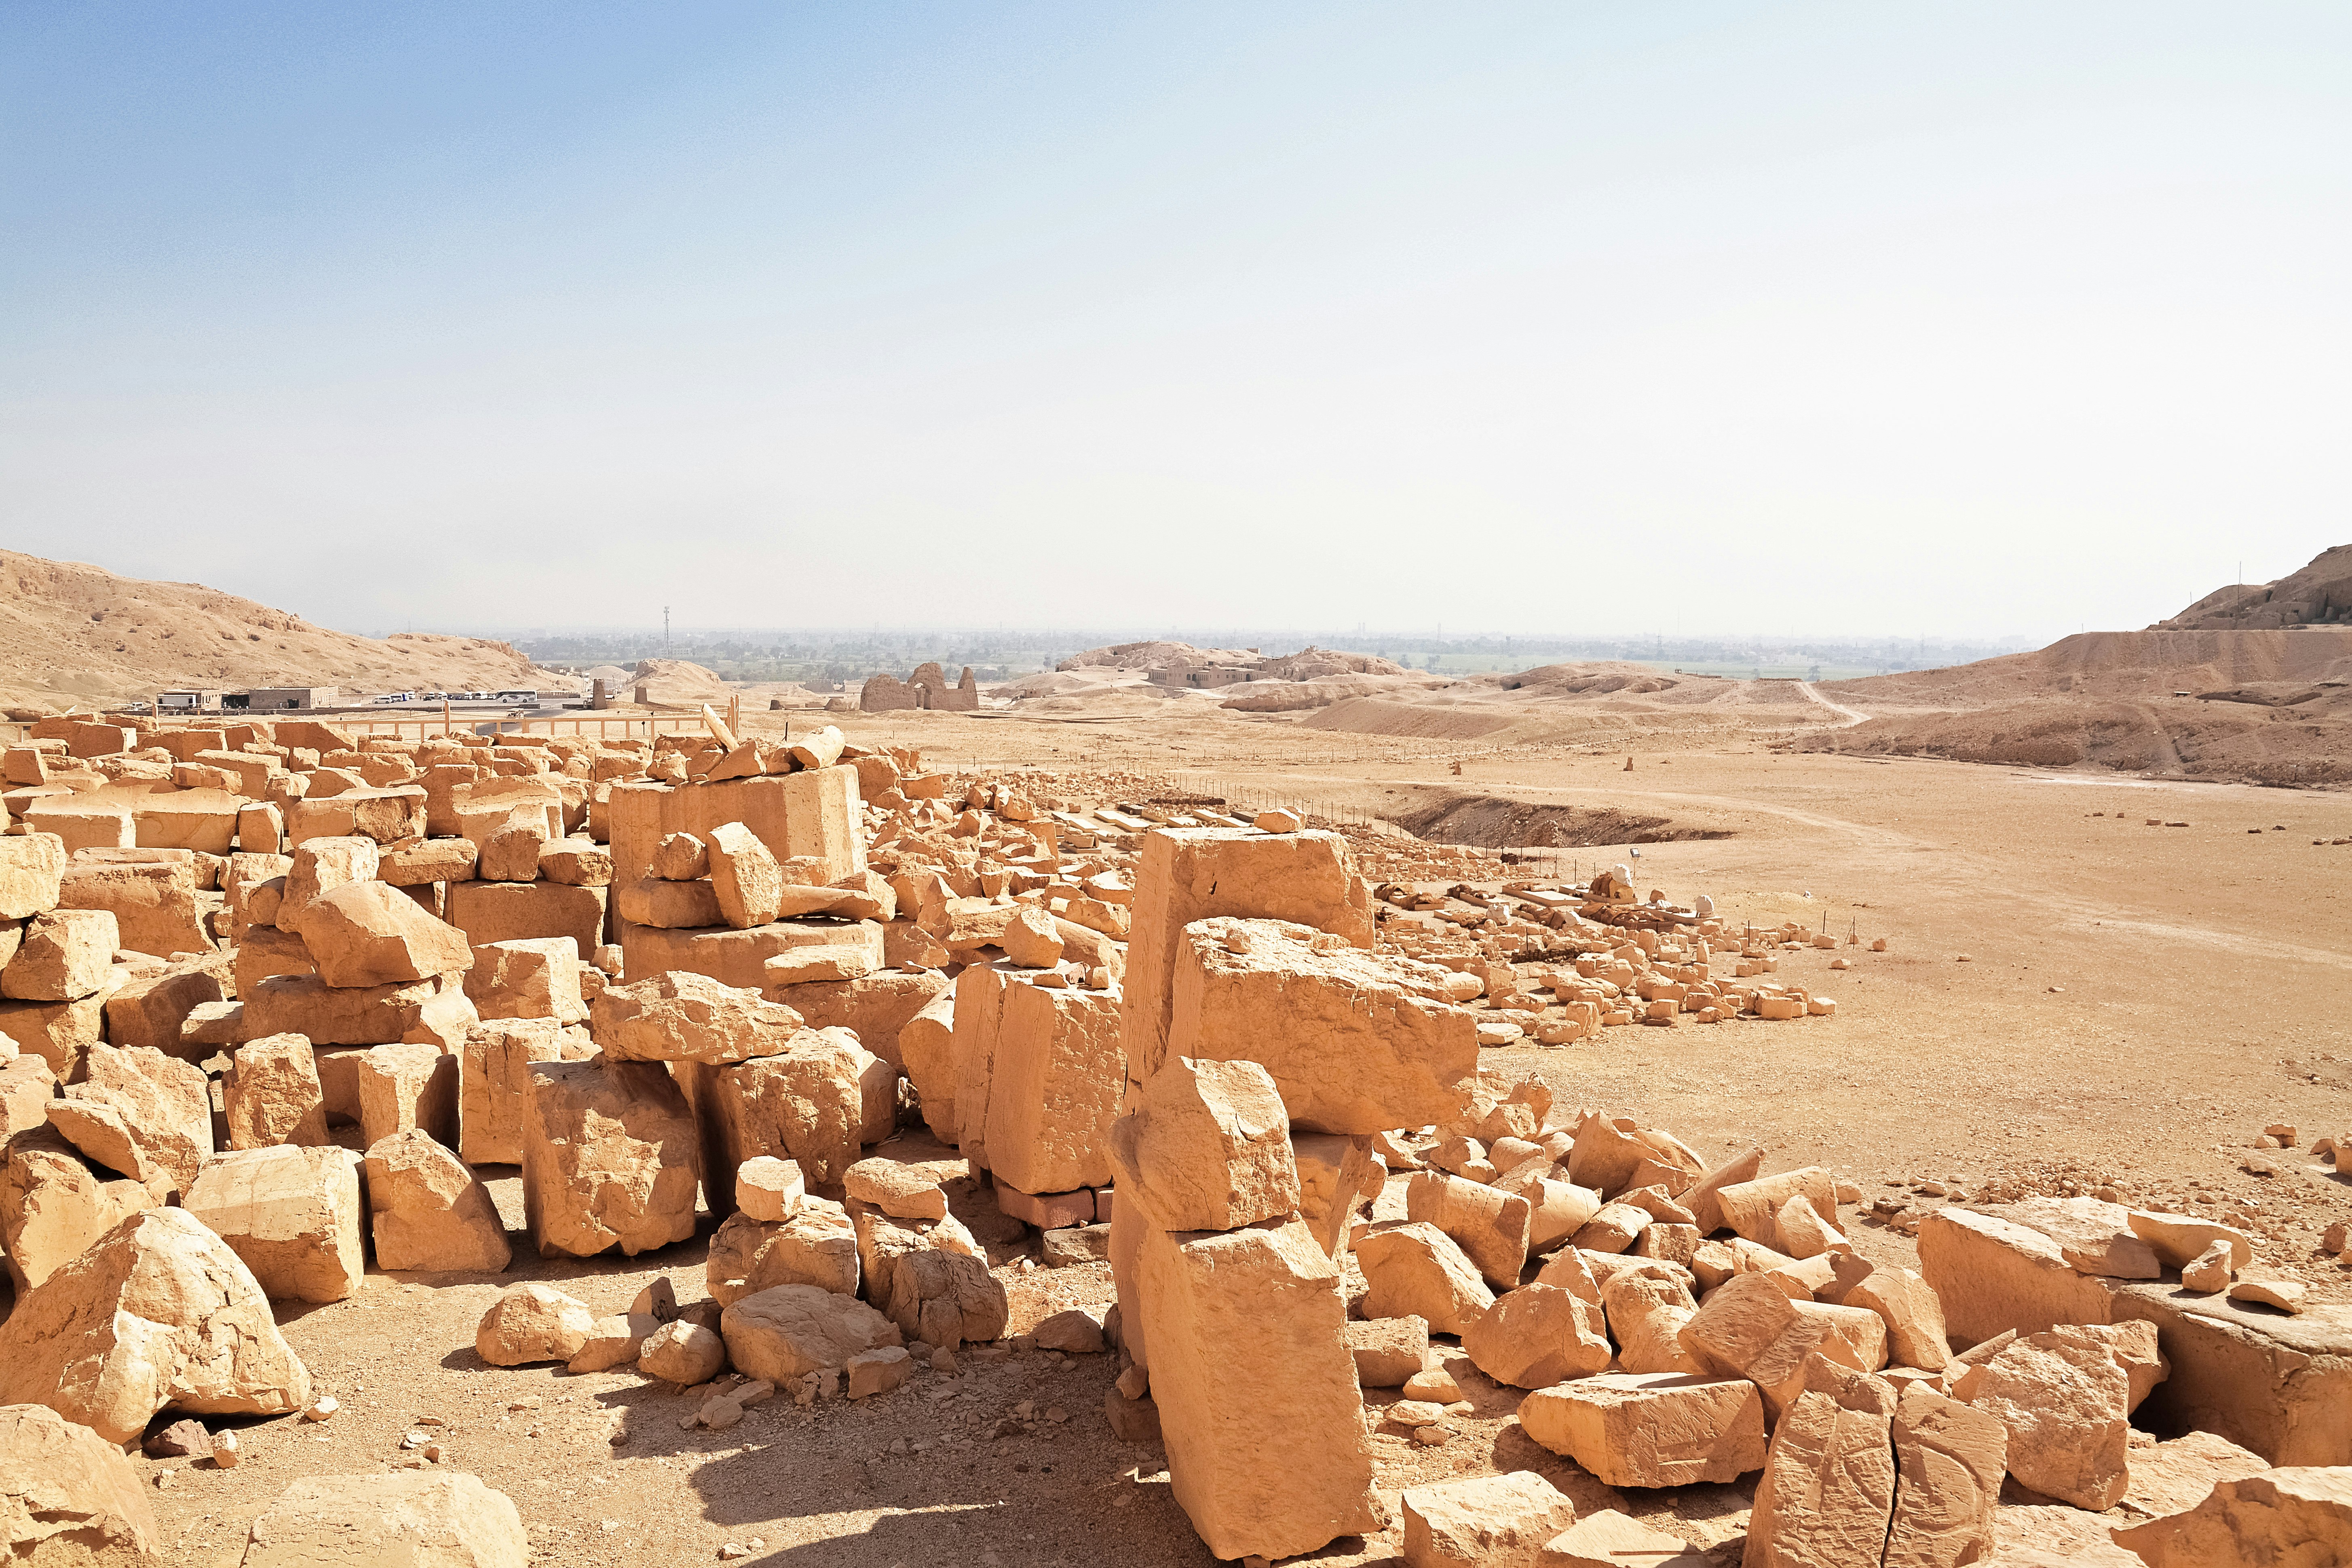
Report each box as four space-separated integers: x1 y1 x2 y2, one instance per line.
0 549 553 708
1794 695 2352 785
625 658 737 706
2154 543 2352 630
1056 639 1256 671
1827 629 2352 711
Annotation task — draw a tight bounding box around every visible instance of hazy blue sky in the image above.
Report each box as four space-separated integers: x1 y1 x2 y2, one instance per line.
5 4 2347 639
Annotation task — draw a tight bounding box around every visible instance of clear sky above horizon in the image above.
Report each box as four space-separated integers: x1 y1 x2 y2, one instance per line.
5 4 2348 640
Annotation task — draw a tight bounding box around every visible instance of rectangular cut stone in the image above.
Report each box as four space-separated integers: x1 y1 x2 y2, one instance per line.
1519 1373 1767 1488
463 937 586 1024
181 1145 366 1305
1745 1359 1899 1568
460 1018 586 1165
951 960 1008 1168
1134 1217 1379 1562
608 770 864 891
1167 917 1474 1133
243 975 452 1047
765 969 949 1071
55 855 208 957
621 918 880 991
984 980 1123 1197
1119 827 1374 1101
2105 1283 2352 1467
994 1183 1094 1230
443 880 606 956
0 834 66 919
1916 1209 2119 1346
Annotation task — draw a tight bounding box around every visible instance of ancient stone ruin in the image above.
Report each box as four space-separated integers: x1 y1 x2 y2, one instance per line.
0 706 2343 1565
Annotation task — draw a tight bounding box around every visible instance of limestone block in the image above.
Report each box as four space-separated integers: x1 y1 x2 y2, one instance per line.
0 1401 159 1563
1400 1471 1576 1568
1134 1217 1380 1562
1983 1195 2162 1279
283 788 426 846
1843 1263 1953 1372
2105 1283 2352 1466
0 834 65 920
521 1059 699 1258
0 1207 311 1445
985 981 1123 1198
640 1321 726 1384
277 837 380 932
567 1313 659 1373
354 1040 459 1148
1537 1510 1709 1567
1166 916 1472 1133
615 875 724 929
462 936 586 1024
55 853 207 958
1745 1355 1898 1568
843 1157 946 1220
1915 1208 2120 1346
443 879 607 957
737 1155 805 1221
1406 1171 1530 1289
1601 1270 1703 1375
0 1124 153 1292
0 1053 55 1139
475 1281 595 1365
705 1201 859 1306
593 969 802 1065
363 1127 512 1273
1354 1220 1496 1336
651 831 708 880
1108 1056 1294 1232
223 1032 331 1150
1295 1132 1384 1258
1564 1112 1648 1199
1574 1201 1651 1256
0 994 107 1084
1714 1167 1837 1245
242 973 464 1047
478 820 548 884
1345 1316 1429 1387
720 1283 902 1382
897 985 959 1143
1 910 117 1002
951 959 1008 1165
1462 1282 1612 1388
2111 1466 2352 1568
620 916 878 993
770 969 949 1072
884 1246 1008 1349
48 1045 212 1199
182 1145 365 1304
706 821 785 929
537 838 611 886
298 882 471 988
1120 827 1373 1102
100 951 230 1056
377 838 479 886
2127 1209 2255 1271
1677 1273 1885 1422
2121 1430 2272 1520
1774 1192 1850 1260
458 1017 583 1166
1882 1382 2006 1568
1950 1325 2131 1509
237 1471 528 1568
1519 1372 1766 1487
233 923 312 992
685 1032 874 1213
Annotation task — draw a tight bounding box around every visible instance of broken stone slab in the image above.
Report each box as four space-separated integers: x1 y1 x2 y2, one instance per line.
462 936 587 1025
0 1123 153 1291
842 1156 946 1220
1295 1132 1385 1258
1108 1055 1297 1233
1714 1167 1838 1245
2127 1209 2254 1272
222 1032 331 1150
1401 1472 1576 1568
0 1401 159 1563
0 1207 311 1445
1165 916 1472 1133
2119 1429 2270 1521
475 1281 595 1366
705 1199 859 1306
0 909 117 1002
983 980 1122 1199
1133 1217 1380 1562
182 1145 366 1304
883 1247 1007 1350
1600 1270 1702 1375
47 1044 212 1199
568 1312 661 1374
846 1345 912 1399
1518 1372 1766 1488
1981 1196 2162 1279
276 837 381 933
1882 1381 2006 1568
707 821 785 929
1950 1324 2132 1510
521 1059 699 1258
362 1127 512 1273
1033 1307 1107 1355
241 973 473 1048
684 1030 880 1212
101 950 232 1057
1462 1282 1613 1388
1744 1355 1898 1568
593 969 803 1065
239 1471 528 1566
720 1283 903 1382
1405 1170 1531 1289
1676 1273 1887 1422
1537 1510 1709 1567
738 1155 806 1222
458 1016 589 1166
1840 1262 1953 1372
2104 1284 2352 1467
2109 1465 2352 1567
1353 1220 1496 1336
1915 1207 2120 1346
1345 1316 1429 1387
298 881 472 988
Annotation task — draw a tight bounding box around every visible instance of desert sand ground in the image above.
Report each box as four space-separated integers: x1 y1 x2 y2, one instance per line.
141 701 2352 1568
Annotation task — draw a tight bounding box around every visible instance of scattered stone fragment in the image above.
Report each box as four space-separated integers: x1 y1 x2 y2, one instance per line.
0 1401 158 1563
1537 1510 1709 1567
640 1321 726 1384
239 1471 528 1566
475 1282 596 1367
1517 1373 1766 1488
1400 1471 1576 1568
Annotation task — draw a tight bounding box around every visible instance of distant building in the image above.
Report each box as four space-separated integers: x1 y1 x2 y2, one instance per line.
228 687 340 711
156 689 226 712
861 663 980 712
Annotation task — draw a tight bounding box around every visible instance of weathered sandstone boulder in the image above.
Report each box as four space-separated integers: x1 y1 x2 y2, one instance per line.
182 1145 366 1304
521 1059 699 1257
363 1128 512 1273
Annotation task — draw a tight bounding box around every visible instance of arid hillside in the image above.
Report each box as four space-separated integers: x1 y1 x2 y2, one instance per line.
0 550 559 709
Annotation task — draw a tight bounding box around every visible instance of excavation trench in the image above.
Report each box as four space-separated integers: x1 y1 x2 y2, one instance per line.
1379 788 1733 849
